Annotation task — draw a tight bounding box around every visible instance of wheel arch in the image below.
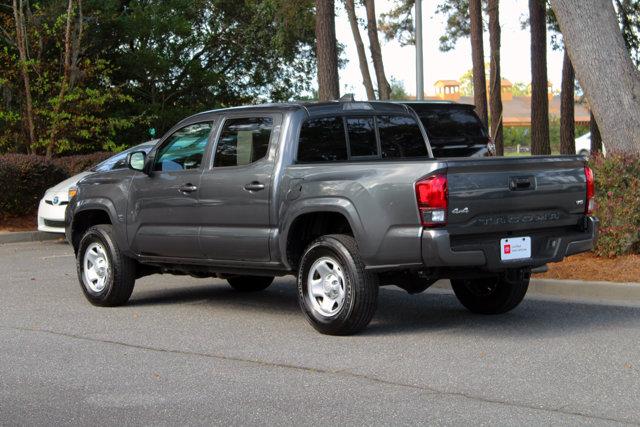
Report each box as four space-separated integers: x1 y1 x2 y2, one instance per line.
279 197 366 271
70 200 120 253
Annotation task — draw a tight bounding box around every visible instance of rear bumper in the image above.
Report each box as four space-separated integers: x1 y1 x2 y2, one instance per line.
421 216 598 271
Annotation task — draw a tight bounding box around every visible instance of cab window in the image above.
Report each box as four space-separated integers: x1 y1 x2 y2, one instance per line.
378 115 428 159
297 117 348 162
214 117 273 167
154 123 213 172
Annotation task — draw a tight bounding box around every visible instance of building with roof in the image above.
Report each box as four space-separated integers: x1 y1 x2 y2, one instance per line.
427 79 590 127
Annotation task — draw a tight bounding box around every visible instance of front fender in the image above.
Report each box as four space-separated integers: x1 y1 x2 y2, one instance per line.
67 197 128 254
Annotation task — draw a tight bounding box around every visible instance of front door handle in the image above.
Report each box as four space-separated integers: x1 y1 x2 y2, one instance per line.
244 181 265 192
179 183 198 193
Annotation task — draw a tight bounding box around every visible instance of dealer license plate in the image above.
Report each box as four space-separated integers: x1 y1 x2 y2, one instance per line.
500 237 531 261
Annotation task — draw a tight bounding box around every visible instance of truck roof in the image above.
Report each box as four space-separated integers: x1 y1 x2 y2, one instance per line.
183 100 414 122
401 101 477 110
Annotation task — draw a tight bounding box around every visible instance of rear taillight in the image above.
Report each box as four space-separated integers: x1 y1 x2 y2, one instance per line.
585 165 595 214
416 174 448 227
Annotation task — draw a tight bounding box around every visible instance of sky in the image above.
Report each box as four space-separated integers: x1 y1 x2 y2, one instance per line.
332 0 565 99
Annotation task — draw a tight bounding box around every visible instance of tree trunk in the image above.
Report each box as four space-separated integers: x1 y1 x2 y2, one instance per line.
550 0 640 155
529 0 550 155
469 0 488 127
488 0 503 155
345 0 375 100
560 50 575 155
46 0 76 158
315 0 340 101
590 110 603 154
12 0 36 153
364 0 391 100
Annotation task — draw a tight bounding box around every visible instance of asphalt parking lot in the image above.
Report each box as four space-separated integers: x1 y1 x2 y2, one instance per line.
1 240 639 425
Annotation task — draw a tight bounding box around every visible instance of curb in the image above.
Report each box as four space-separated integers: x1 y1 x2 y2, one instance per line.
432 278 640 305
0 231 64 244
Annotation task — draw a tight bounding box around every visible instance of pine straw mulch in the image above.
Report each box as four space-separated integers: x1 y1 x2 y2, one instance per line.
534 252 640 283
0 213 37 232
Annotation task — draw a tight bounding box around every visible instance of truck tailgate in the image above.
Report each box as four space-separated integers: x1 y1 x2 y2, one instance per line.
444 156 588 236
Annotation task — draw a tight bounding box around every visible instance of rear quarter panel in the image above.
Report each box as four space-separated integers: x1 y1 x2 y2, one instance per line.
280 161 445 268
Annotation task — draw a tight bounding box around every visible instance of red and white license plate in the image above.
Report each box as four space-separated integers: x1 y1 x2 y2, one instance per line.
500 237 531 261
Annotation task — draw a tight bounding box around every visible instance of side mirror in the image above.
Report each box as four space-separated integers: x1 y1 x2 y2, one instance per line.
127 151 146 172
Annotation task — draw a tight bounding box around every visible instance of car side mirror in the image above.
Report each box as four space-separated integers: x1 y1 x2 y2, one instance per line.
127 151 147 172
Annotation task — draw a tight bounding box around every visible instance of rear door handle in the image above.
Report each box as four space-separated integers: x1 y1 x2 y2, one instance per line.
179 183 198 193
244 181 265 192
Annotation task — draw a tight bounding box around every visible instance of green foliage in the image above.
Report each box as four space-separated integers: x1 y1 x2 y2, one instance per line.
379 0 415 46
590 153 640 257
0 154 68 217
435 0 470 52
511 82 532 96
91 0 316 146
0 151 116 217
389 77 409 100
52 152 112 176
0 1 136 155
502 119 589 151
458 69 474 96
0 0 316 155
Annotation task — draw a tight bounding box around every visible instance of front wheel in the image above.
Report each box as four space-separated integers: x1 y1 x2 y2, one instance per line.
297 234 378 335
76 224 136 307
450 269 530 314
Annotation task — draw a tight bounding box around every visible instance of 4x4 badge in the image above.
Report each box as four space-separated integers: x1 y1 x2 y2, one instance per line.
452 207 469 214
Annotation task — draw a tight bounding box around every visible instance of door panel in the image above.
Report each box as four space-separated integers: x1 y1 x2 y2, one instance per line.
128 122 213 258
129 170 202 258
198 115 278 262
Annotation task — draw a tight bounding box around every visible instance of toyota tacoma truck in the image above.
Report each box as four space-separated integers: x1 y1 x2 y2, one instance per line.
65 100 598 335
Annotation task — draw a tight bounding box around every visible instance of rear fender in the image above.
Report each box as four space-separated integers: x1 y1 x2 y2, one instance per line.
276 197 366 270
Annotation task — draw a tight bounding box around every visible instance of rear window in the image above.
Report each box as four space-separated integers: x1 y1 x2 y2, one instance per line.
418 108 485 139
297 114 428 163
378 115 428 159
346 117 377 157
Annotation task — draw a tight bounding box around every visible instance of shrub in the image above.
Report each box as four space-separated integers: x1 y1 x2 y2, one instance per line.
590 153 640 257
0 154 69 217
0 152 117 219
52 152 112 176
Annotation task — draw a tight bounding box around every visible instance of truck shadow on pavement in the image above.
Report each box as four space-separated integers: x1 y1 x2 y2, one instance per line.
127 278 640 338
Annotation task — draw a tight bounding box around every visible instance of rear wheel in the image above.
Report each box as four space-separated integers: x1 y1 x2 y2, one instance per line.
450 269 530 314
297 234 378 335
227 276 274 292
76 224 136 307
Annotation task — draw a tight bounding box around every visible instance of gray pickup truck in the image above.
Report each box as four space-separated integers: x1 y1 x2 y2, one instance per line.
65 100 597 335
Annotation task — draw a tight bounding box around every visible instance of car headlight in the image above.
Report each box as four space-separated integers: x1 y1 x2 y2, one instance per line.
68 186 78 200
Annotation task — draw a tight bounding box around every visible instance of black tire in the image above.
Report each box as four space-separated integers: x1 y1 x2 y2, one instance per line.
76 224 136 307
450 269 530 315
297 234 378 335
227 276 274 292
